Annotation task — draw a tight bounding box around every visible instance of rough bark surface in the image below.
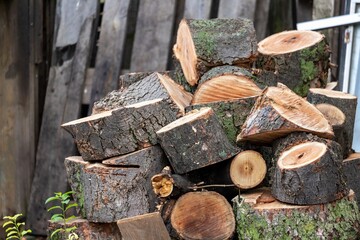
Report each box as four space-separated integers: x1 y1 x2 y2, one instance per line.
271 136 348 205
343 153 360 207
238 85 334 143
186 97 257 143
156 108 239 174
62 99 176 161
47 218 121 240
233 188 360 240
171 191 235 240
93 72 193 115
307 88 357 158
64 147 168 222
118 71 153 90
256 30 330 96
173 18 257 86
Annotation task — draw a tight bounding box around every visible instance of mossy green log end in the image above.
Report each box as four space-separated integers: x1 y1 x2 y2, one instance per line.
256 30 330 96
233 188 360 240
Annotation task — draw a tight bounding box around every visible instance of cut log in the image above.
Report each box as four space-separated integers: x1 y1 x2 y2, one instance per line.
173 18 257 86
171 191 235 240
92 72 193 116
151 172 195 198
315 103 346 155
156 108 239 174
118 71 153 89
62 99 176 161
307 88 357 157
238 84 334 143
256 30 330 96
64 147 168 222
117 212 170 240
343 153 360 207
272 139 348 204
233 188 360 240
230 150 267 190
47 218 121 240
186 96 257 143
191 66 262 104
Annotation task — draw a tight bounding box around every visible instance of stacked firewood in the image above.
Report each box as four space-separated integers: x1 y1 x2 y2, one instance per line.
57 18 360 240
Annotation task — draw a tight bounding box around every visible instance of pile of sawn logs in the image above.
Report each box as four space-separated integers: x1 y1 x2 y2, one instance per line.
56 18 360 240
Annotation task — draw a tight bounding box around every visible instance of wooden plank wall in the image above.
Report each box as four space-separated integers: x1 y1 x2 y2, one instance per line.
0 0 343 237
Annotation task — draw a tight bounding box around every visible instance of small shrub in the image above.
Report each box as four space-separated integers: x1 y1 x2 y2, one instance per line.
2 213 31 240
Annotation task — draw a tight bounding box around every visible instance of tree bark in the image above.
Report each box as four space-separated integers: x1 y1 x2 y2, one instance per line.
271 138 348 205
173 18 257 86
64 147 168 222
186 96 257 143
191 66 262 104
171 191 235 240
233 188 360 240
343 153 360 207
92 72 193 116
307 88 357 158
256 30 330 96
47 218 121 240
62 99 177 161
238 84 334 144
156 107 239 174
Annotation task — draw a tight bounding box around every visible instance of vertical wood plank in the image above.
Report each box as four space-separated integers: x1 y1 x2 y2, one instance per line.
89 0 131 109
130 0 176 72
218 0 256 21
295 0 313 23
254 0 271 40
27 0 98 234
184 0 212 19
267 0 294 34
0 0 33 225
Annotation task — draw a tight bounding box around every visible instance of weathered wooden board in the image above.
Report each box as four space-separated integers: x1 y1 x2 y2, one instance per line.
130 0 176 72
254 0 271 40
117 212 170 240
183 0 212 19
89 0 131 109
0 0 35 226
27 0 98 234
218 0 256 21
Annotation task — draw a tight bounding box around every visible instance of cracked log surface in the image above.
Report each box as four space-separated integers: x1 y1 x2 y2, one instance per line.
48 218 121 240
62 99 176 161
233 188 360 240
256 30 330 96
307 88 357 158
92 72 193 116
343 153 360 207
157 108 240 174
173 18 257 86
271 135 348 205
186 96 257 143
238 84 334 144
64 147 168 222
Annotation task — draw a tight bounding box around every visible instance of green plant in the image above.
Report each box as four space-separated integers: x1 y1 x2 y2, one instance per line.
45 191 79 240
2 213 31 239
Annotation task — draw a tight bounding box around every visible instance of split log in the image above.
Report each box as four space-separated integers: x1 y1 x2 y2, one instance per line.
93 72 193 115
256 30 330 96
64 147 168 222
118 71 153 89
62 99 176 161
47 218 121 240
271 139 348 204
307 88 357 157
173 18 257 86
343 153 360 207
233 188 360 240
238 84 334 144
171 191 235 240
156 107 239 174
117 212 170 240
191 66 262 104
186 96 257 143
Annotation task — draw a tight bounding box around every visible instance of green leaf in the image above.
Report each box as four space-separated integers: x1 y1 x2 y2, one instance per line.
21 229 32 236
65 203 78 212
6 226 17 232
12 214 22 220
62 199 70 205
6 230 19 237
47 205 63 212
3 221 14 228
65 226 77 232
50 228 63 239
65 190 75 196
45 196 61 204
51 214 64 222
65 215 77 222
3 216 14 220
6 236 20 240
16 222 25 227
